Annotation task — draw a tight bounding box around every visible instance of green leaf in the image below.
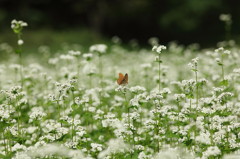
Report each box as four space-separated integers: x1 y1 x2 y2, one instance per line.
71 103 78 110
15 49 21 54
220 79 228 86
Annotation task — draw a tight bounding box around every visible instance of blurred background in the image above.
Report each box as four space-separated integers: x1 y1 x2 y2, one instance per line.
1 0 240 49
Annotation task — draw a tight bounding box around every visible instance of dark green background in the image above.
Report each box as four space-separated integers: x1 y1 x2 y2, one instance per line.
1 0 240 47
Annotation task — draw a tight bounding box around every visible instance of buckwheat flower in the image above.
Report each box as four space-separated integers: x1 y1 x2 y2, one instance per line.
217 92 234 104
212 87 224 95
98 138 130 158
76 128 87 137
223 153 240 159
138 151 150 159
130 97 140 108
144 119 155 130
147 91 163 101
75 96 89 105
83 53 93 61
90 44 107 54
90 143 103 152
9 125 18 136
219 14 232 23
68 50 81 56
41 119 61 133
48 94 57 102
65 140 78 149
13 153 31 159
12 143 27 152
154 147 195 159
161 88 171 94
48 57 59 65
174 94 186 101
135 145 144 151
60 54 74 61
115 85 128 93
223 50 231 55
22 144 87 159
29 107 46 122
196 131 211 144
152 45 166 54
233 68 240 74
93 109 104 120
215 47 224 53
11 19 28 33
202 146 221 158
130 86 146 93
131 112 140 120
26 126 38 134
18 39 24 45
188 57 199 69
199 78 208 84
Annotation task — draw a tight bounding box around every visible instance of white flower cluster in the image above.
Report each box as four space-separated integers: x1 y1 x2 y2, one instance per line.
11 19 28 30
29 107 46 122
152 45 167 54
90 44 107 54
219 14 232 23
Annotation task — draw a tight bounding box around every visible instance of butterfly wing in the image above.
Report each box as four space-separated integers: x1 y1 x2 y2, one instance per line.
123 73 128 84
117 73 124 85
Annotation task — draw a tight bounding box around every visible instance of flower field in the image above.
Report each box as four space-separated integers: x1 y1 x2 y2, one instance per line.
0 20 240 159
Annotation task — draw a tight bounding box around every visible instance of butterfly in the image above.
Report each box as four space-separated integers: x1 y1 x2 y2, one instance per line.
117 73 128 85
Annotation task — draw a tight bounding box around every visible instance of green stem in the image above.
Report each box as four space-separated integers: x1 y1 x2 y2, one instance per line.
77 61 80 81
16 99 22 138
123 92 133 158
71 90 75 142
57 91 62 122
99 55 103 107
72 116 75 142
221 54 225 81
2 130 8 155
195 65 198 108
17 33 23 88
158 55 161 92
124 93 130 129
98 54 103 89
154 103 160 152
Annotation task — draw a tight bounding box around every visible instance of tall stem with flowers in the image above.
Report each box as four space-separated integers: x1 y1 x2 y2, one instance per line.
11 20 28 88
152 45 166 92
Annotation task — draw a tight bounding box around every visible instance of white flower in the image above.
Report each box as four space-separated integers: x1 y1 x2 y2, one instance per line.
29 107 46 122
90 44 107 54
152 45 166 54
11 19 28 29
219 14 232 22
83 53 93 60
98 139 130 158
196 131 211 145
18 39 24 45
68 50 81 56
12 143 27 152
202 146 221 158
90 143 103 152
130 86 146 93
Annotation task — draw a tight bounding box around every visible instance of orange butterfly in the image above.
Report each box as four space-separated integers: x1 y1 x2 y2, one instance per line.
117 73 128 85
